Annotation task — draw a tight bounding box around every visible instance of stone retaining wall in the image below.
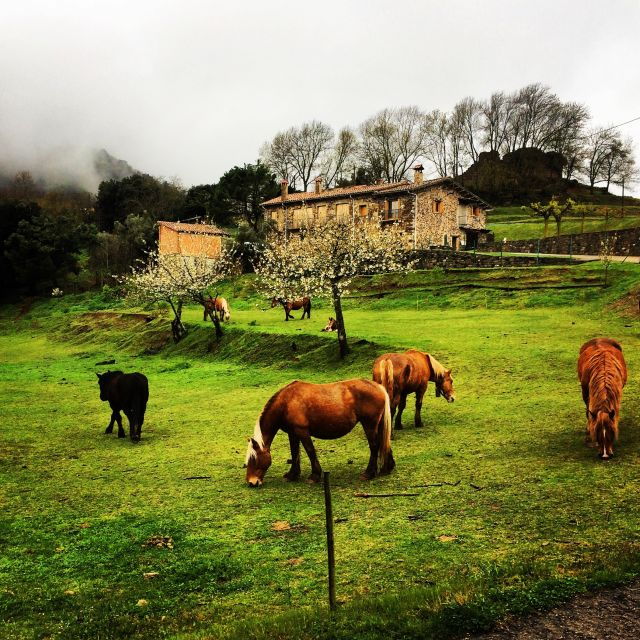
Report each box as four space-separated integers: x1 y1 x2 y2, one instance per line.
408 250 574 269
485 226 640 256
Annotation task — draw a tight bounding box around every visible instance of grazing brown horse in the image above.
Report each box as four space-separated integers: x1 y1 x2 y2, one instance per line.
245 378 395 487
271 297 311 321
373 349 455 433
203 296 231 322
578 338 627 459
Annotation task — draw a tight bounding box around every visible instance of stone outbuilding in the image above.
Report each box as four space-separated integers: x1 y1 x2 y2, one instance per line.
157 221 230 259
261 166 491 250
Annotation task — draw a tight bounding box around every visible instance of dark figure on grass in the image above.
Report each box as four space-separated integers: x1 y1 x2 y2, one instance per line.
97 371 149 442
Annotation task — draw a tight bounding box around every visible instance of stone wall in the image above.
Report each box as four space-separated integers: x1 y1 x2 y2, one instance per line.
158 226 222 258
484 227 640 256
408 249 574 269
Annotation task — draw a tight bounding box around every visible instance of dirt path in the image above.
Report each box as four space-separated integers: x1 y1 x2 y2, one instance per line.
467 580 640 639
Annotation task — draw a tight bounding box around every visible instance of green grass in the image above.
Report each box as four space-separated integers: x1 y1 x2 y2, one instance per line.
487 205 640 241
2 264 640 639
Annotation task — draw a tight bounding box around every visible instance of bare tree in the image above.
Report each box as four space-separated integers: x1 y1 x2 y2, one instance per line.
321 127 359 187
359 107 428 182
260 130 297 188
481 91 514 153
454 97 484 164
424 110 451 177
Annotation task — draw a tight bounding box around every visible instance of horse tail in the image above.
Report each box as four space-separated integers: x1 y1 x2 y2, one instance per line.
377 385 393 472
376 358 395 401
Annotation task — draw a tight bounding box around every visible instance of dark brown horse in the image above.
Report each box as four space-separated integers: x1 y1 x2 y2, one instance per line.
97 371 149 442
578 337 627 459
373 349 455 433
271 297 311 321
245 378 394 487
203 296 231 322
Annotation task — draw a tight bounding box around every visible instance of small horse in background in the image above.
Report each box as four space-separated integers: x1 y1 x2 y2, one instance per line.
97 371 149 442
245 378 394 487
204 296 231 322
271 297 311 321
373 349 455 433
321 317 337 332
578 338 627 459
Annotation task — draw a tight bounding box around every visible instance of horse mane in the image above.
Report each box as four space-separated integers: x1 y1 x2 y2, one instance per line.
585 348 625 413
245 383 295 463
426 353 447 381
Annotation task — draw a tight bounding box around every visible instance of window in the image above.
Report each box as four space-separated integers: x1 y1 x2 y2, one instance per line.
359 204 368 217
443 234 448 246
270 210 284 231
336 203 350 223
433 199 442 213
317 205 327 224
303 206 313 227
385 199 399 220
292 208 304 228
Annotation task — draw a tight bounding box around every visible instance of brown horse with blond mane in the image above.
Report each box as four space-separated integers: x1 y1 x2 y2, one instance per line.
245 377 395 487
578 337 627 459
373 349 455 433
203 295 231 322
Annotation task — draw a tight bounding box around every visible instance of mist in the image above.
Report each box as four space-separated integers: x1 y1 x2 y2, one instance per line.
1 0 639 193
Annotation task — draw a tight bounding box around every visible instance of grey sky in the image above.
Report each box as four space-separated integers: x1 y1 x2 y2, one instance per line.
2 0 640 192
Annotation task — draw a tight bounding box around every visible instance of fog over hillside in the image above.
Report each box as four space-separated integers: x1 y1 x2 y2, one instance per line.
0 148 137 193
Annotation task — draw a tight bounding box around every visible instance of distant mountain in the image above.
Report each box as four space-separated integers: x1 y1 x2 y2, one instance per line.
0 148 138 194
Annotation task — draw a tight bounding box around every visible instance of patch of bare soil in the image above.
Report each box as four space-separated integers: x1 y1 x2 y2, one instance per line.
466 580 640 640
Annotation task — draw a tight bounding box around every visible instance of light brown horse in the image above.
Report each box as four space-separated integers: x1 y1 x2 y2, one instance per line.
321 317 337 332
271 297 311 321
578 337 627 459
373 349 455 433
245 378 394 487
203 296 230 322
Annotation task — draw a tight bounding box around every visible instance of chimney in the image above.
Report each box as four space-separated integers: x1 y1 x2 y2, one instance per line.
280 179 288 201
314 176 324 194
413 163 424 185
376 177 385 185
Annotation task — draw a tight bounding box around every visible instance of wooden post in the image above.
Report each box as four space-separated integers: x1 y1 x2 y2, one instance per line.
323 471 336 611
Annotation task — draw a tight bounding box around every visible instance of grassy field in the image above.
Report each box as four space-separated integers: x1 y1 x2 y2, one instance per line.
487 205 640 241
2 264 640 639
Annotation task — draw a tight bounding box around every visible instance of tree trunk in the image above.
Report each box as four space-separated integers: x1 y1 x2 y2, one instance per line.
200 294 223 339
543 217 549 238
331 285 349 358
556 218 561 237
168 299 187 343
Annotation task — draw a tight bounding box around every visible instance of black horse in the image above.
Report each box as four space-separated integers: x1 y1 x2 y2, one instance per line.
96 371 149 442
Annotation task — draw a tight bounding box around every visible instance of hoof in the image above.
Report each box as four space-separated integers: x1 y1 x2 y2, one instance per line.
283 471 301 481
360 470 376 480
415 423 424 429
380 461 396 475
394 423 404 430
307 473 321 484
117 432 125 439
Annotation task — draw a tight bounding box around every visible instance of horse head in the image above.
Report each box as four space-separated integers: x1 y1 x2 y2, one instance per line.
96 370 123 401
245 437 272 487
437 369 455 403
588 408 617 459
270 298 280 308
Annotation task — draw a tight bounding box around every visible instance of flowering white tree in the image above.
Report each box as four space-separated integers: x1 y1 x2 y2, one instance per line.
121 250 237 341
256 220 411 357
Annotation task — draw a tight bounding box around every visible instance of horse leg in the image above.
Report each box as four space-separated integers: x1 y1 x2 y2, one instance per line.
300 435 322 483
395 393 407 430
415 387 426 428
115 412 125 438
105 411 117 434
361 420 379 480
284 433 301 481
124 410 139 443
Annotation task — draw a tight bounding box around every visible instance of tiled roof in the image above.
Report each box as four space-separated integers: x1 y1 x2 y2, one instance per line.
261 181 410 206
372 177 492 208
262 177 491 209
157 221 230 236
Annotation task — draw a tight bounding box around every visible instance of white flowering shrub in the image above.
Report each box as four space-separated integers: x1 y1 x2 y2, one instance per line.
51 288 63 297
120 250 237 341
256 220 411 356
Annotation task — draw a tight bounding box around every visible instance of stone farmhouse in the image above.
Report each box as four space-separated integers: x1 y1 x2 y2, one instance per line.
261 165 491 250
157 221 230 259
